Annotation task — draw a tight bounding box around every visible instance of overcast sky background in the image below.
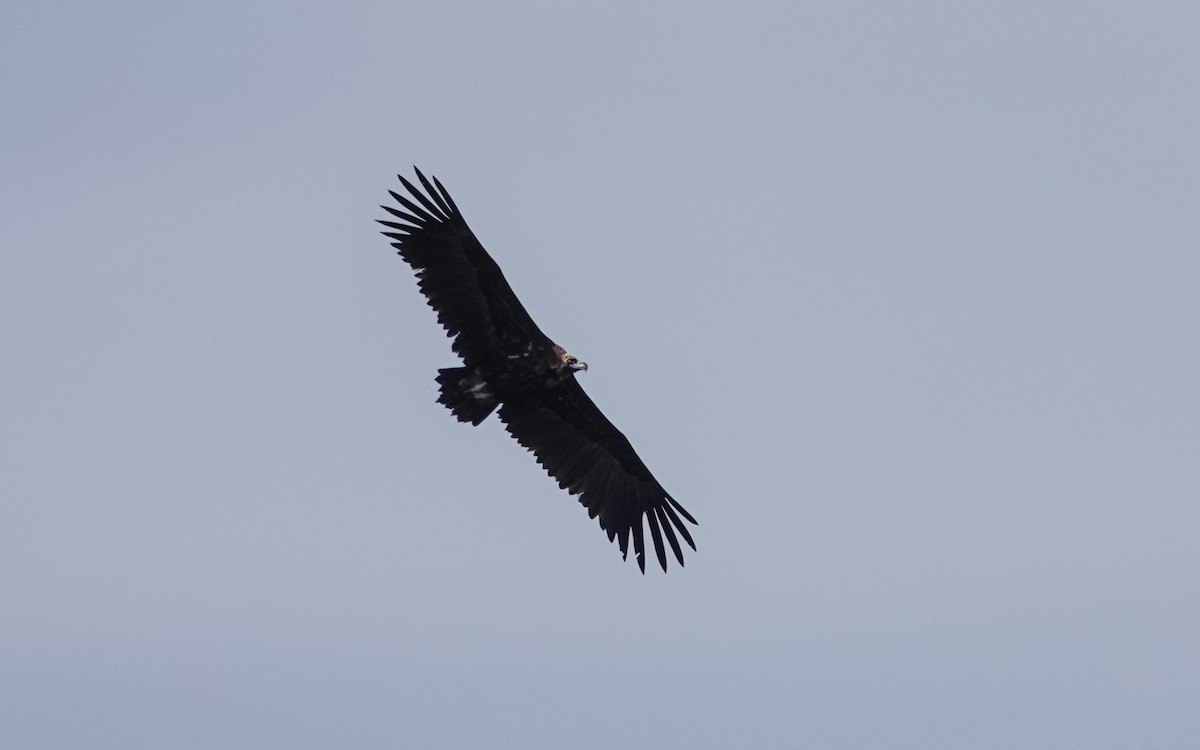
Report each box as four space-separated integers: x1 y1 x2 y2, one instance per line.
3 2 1198 748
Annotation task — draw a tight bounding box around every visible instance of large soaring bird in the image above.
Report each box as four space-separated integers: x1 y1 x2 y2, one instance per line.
379 169 696 572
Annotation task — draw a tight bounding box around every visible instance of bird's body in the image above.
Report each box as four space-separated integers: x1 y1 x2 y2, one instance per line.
379 169 696 572
436 341 575 422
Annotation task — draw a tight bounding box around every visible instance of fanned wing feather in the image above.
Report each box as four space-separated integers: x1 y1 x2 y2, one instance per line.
497 378 698 572
379 168 547 365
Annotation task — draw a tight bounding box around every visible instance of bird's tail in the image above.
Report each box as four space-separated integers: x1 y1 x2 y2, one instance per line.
435 367 498 426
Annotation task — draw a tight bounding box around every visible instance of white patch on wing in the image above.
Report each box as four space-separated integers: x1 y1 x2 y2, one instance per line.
466 378 493 401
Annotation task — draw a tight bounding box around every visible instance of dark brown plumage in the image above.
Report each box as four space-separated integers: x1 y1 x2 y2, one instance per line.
378 168 696 572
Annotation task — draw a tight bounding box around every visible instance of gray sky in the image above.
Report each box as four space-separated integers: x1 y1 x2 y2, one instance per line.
3 1 1198 747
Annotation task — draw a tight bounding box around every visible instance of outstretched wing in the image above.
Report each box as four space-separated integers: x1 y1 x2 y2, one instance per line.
379 169 547 365
498 378 697 572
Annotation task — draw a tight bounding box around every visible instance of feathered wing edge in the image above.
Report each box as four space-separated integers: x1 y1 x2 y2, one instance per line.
377 169 498 362
497 390 697 573
378 168 546 365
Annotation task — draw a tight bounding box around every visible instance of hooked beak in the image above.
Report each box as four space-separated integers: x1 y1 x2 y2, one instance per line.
572 360 589 373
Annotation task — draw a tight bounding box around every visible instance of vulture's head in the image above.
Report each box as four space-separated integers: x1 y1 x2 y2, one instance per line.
554 345 589 373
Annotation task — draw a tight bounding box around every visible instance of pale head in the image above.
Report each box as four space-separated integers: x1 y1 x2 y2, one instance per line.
552 344 588 372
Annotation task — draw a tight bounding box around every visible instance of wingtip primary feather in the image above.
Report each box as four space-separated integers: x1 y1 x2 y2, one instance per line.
398 171 451 222
661 502 697 551
416 169 455 218
631 522 647 574
666 493 698 526
643 498 669 573
432 175 460 216
656 506 686 566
